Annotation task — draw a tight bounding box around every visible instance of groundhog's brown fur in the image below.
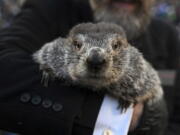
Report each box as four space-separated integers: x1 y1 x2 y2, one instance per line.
33 22 167 135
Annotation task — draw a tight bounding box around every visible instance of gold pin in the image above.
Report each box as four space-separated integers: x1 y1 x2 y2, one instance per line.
103 129 113 135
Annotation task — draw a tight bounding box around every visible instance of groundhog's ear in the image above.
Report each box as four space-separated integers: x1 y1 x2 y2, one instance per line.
122 39 130 47
115 37 129 48
66 37 73 43
54 37 67 46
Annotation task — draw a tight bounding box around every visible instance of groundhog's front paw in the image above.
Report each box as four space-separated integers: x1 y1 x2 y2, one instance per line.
33 42 57 86
118 99 132 112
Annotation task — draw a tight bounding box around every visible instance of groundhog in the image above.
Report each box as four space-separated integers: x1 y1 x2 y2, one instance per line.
33 22 167 135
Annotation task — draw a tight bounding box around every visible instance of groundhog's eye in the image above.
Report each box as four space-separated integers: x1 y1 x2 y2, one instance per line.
112 41 122 50
73 40 83 50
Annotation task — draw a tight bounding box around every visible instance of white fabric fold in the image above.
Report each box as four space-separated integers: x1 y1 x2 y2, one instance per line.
93 95 133 135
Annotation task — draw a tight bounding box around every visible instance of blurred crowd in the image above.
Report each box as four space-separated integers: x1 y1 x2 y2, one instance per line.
0 0 180 37
0 0 25 28
152 0 180 38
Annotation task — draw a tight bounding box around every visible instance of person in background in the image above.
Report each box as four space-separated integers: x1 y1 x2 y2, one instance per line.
0 0 25 28
153 0 180 38
0 0 179 135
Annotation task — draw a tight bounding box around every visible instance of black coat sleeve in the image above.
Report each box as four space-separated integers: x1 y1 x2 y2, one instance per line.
165 70 180 135
0 0 100 135
148 19 180 135
163 23 180 135
0 0 74 52
167 25 180 135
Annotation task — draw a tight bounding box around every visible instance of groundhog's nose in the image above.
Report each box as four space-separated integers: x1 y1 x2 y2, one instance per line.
86 48 106 71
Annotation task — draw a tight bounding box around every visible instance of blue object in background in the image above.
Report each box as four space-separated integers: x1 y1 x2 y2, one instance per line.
153 2 177 23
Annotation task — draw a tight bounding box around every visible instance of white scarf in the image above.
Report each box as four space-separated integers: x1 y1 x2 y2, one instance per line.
93 95 133 135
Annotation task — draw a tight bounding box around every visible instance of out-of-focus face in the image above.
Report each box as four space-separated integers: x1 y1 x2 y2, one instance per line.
90 0 155 40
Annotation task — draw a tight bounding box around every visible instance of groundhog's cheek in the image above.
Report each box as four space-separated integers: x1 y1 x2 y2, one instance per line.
68 63 87 80
105 69 121 83
67 64 79 80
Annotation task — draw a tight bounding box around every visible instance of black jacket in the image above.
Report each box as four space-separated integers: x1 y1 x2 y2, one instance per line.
0 0 179 135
